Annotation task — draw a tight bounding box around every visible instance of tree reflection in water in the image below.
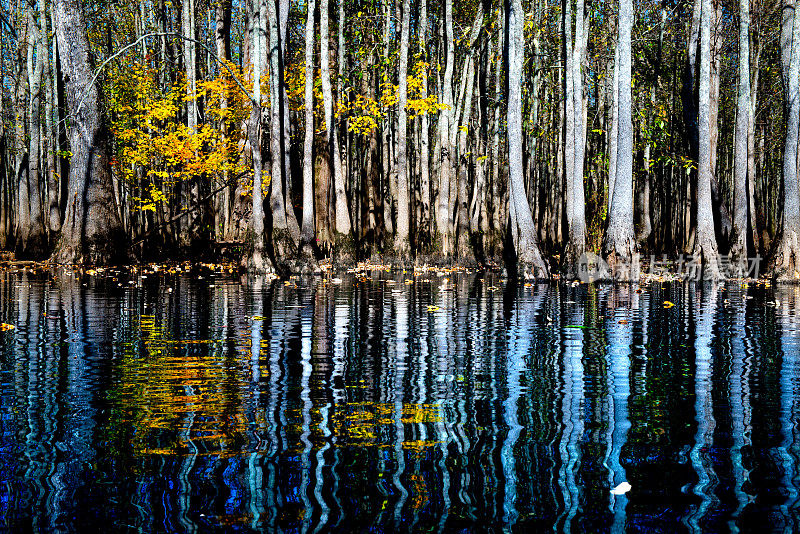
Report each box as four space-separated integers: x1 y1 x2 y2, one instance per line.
0 270 799 532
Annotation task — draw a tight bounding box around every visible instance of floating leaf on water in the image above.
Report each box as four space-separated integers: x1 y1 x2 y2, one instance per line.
663 300 675 308
565 325 586 329
618 319 629 325
252 316 267 321
610 482 632 495
427 305 440 312
0 323 14 331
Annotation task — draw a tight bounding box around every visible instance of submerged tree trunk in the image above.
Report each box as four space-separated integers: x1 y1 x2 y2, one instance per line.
437 0 455 257
731 0 751 265
52 0 124 264
507 0 548 277
564 0 588 277
394 0 411 258
249 0 269 273
772 0 800 279
326 0 351 245
603 0 636 276
300 0 316 258
17 4 47 258
267 0 293 257
694 0 722 279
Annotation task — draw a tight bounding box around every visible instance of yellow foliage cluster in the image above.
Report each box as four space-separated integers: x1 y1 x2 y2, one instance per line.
342 61 447 136
108 61 250 212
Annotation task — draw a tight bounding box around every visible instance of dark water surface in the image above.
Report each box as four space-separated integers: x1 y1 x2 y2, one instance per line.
1 268 799 533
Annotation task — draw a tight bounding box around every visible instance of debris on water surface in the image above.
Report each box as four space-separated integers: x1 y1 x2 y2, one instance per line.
610 482 632 495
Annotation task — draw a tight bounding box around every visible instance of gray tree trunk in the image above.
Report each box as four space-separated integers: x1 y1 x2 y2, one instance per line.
437 0 454 257
52 0 124 264
603 0 636 275
419 0 431 242
249 0 269 272
694 0 722 279
395 0 411 257
608 42 619 213
772 0 800 279
564 0 588 277
508 0 548 277
267 0 291 252
731 0 751 264
327 0 351 240
17 4 46 258
300 0 316 256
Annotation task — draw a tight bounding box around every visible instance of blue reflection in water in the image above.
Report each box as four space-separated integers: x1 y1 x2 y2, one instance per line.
3 271 800 532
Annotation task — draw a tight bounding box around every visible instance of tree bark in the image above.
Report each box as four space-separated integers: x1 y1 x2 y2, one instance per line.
437 0 455 257
694 0 722 279
394 0 411 258
603 0 636 276
300 0 316 257
772 0 800 279
17 4 47 258
328 0 351 242
507 0 548 277
731 0 751 264
52 0 124 264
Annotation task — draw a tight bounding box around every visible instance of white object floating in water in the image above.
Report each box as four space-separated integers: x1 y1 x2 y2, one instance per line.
331 278 343 284
610 482 632 495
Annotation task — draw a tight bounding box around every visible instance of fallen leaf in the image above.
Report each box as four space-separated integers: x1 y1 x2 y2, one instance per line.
663 300 675 308
610 482 632 495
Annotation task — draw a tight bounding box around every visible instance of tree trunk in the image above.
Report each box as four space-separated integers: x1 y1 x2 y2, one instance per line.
507 0 547 277
248 0 270 272
603 0 636 275
394 0 411 258
772 0 800 279
328 0 351 243
731 0 750 264
17 5 47 258
419 0 431 245
300 0 316 258
268 0 292 256
564 0 588 277
52 0 124 264
694 0 722 279
437 0 455 257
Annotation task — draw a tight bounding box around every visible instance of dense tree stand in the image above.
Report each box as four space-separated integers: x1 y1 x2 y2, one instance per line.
1 0 799 279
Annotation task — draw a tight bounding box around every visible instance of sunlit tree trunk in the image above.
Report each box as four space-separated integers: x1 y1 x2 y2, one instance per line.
249 0 269 272
507 0 548 277
267 0 292 256
437 0 454 257
300 0 316 257
603 0 636 275
731 0 751 264
418 0 431 244
215 0 232 241
323 0 351 244
694 0 722 279
394 0 411 258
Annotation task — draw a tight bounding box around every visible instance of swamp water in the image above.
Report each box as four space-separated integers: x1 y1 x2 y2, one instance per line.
0 269 799 532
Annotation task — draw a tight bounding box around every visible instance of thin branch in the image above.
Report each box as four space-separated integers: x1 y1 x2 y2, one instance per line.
71 31 256 121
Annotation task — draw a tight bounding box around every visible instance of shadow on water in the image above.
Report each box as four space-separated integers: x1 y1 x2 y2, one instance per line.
0 270 799 532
